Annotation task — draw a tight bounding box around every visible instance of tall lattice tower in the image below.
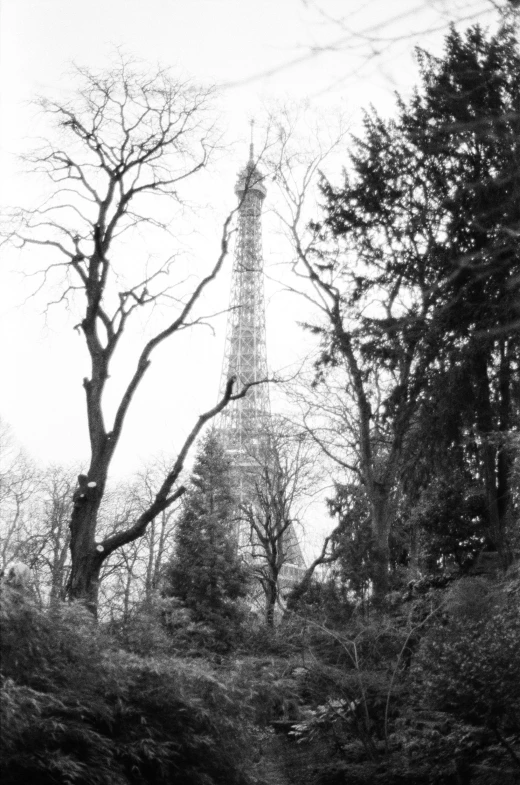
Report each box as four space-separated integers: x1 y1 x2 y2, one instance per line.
218 132 306 576
218 134 270 453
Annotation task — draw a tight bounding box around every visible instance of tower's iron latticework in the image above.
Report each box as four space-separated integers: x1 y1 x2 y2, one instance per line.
219 143 271 451
219 138 306 577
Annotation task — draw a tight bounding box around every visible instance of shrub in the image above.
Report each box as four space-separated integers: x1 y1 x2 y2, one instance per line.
413 588 520 733
0 588 255 784
228 656 304 727
105 651 254 785
109 597 217 658
0 586 106 694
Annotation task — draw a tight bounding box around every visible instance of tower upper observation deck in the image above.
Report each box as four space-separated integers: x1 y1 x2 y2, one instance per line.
235 143 267 200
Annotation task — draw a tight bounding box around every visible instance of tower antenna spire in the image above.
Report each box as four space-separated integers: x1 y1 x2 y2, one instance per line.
249 118 255 162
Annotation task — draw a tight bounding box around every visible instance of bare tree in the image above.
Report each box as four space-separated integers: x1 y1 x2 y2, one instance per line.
226 1 511 91
131 458 180 601
0 421 77 603
0 419 40 573
5 59 256 612
39 465 75 604
240 419 320 625
270 112 444 601
97 460 180 618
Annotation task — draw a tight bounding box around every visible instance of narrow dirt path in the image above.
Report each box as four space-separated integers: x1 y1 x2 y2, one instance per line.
253 735 292 785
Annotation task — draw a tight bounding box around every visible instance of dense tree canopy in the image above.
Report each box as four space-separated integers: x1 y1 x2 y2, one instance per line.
289 24 520 594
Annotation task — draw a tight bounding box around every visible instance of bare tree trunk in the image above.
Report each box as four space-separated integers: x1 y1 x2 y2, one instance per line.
286 529 339 611
145 520 156 603
154 512 169 589
473 347 513 569
265 575 278 627
49 543 70 605
370 484 391 601
123 562 133 623
67 549 104 612
68 478 106 612
408 520 420 580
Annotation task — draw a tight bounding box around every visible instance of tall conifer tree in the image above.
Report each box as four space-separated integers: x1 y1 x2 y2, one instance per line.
166 432 248 640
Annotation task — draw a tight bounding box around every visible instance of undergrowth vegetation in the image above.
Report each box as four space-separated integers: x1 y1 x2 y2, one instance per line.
0 588 255 785
2 567 520 784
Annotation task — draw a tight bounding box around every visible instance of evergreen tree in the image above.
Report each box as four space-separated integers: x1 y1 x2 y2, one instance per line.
397 25 520 566
299 24 519 591
165 432 248 642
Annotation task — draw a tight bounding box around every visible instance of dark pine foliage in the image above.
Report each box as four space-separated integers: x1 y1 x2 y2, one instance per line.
164 431 248 647
314 24 520 572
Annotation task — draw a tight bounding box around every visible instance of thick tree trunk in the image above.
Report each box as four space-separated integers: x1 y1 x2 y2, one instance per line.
67 547 103 614
408 520 420 580
473 348 513 569
370 484 391 602
265 575 278 627
263 563 281 627
67 478 105 614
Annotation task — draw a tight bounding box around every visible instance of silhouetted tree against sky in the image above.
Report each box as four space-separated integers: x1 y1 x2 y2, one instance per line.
5 60 253 612
240 420 317 625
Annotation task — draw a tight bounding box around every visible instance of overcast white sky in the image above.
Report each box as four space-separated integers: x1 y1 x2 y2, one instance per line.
0 0 503 480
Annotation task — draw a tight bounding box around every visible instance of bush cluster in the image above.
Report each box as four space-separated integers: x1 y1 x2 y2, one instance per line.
0 588 254 785
413 598 520 732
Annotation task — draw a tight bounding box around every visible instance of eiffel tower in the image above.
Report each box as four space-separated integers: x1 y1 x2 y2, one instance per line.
218 127 305 575
218 130 270 451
